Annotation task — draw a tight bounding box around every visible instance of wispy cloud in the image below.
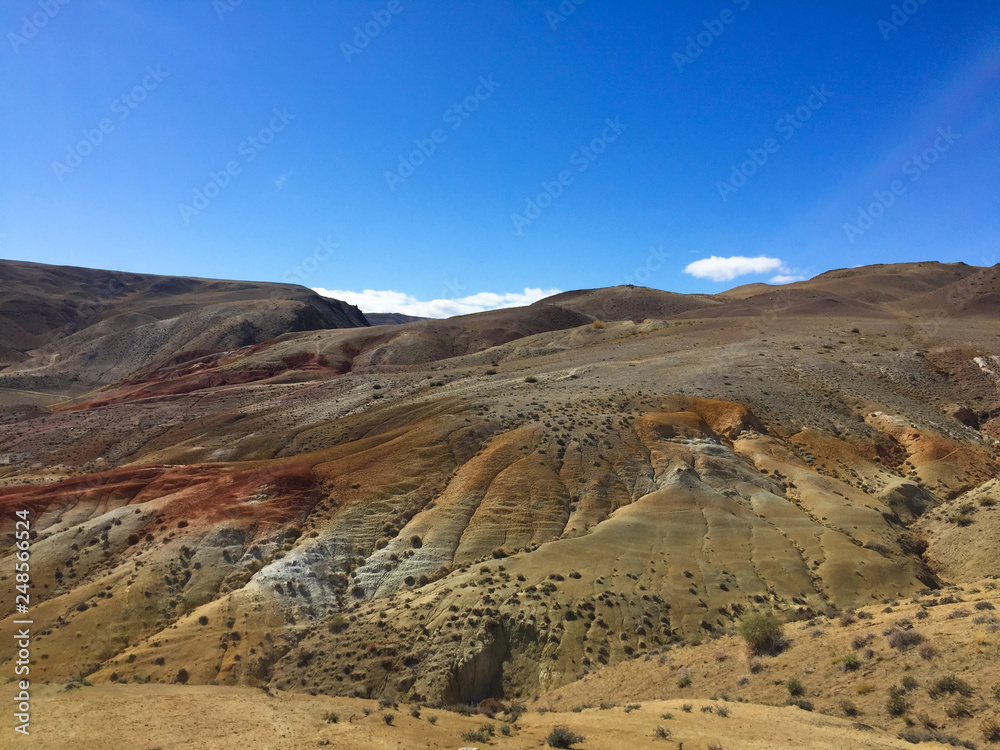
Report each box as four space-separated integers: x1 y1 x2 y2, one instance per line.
312 286 562 319
274 173 290 190
768 273 806 284
683 255 803 284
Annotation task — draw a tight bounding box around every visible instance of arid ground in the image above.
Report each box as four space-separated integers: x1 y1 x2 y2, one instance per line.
2 258 999 748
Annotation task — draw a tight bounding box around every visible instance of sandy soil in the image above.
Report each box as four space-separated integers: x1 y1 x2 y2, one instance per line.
0 682 952 749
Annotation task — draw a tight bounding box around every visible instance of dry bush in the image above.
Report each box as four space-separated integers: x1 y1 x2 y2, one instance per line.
886 686 908 717
981 716 1000 742
885 627 923 651
737 612 785 655
546 726 585 748
930 674 974 699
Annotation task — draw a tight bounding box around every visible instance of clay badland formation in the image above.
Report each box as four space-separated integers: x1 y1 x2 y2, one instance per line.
1 258 999 748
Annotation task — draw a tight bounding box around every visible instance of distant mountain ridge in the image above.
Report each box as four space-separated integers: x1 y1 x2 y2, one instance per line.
0 259 369 394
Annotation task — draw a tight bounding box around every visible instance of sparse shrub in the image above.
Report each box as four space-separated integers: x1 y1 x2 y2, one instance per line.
738 612 785 655
409 706 421 719
902 676 919 692
976 602 995 611
198 615 209 626
427 715 437 725
546 726 585 748
681 704 693 712
714 649 727 662
328 614 348 633
843 654 860 671
857 681 874 695
746 657 762 673
917 642 936 660
677 675 691 688
948 608 971 619
654 725 671 740
840 610 857 627
362 707 371 716
787 679 805 697
591 320 606 330
410 535 422 548
625 704 641 713
506 703 526 722
716 706 729 718
930 675 974 699
981 716 1000 742
524 376 538 383
661 712 673 720
840 700 859 717
915 711 937 729
462 726 493 743
899 728 976 748
946 697 974 719
886 686 908 717
886 628 924 651
501 724 511 736
789 698 813 711
382 712 394 725
700 705 714 714
478 697 505 718
708 745 724 750
175 669 189 684
322 711 338 723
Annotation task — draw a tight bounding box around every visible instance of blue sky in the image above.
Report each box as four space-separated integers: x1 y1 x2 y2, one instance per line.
2 0 998 317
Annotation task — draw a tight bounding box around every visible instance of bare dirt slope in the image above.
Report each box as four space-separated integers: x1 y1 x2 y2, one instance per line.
1 682 956 749
0 260 998 748
0 259 369 396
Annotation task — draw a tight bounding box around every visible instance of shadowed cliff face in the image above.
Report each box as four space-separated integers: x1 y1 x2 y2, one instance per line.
1 261 998 704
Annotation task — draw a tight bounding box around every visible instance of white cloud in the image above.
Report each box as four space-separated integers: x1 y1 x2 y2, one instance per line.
683 255 785 282
312 286 562 319
769 273 806 284
274 173 290 190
